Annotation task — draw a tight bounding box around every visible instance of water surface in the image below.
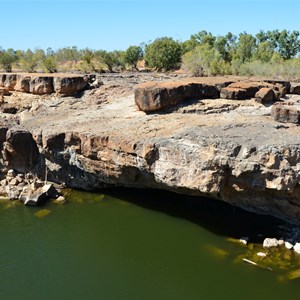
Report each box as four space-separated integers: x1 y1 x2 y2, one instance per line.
0 189 299 300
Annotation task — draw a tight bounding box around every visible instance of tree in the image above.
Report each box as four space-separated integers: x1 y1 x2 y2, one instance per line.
257 30 300 60
190 30 216 47
254 41 274 62
144 37 181 71
182 44 226 76
19 49 40 72
235 33 257 63
95 50 125 72
124 45 143 70
43 47 57 73
0 48 18 72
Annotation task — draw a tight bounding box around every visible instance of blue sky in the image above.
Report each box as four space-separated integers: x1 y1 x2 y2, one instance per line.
1 0 300 51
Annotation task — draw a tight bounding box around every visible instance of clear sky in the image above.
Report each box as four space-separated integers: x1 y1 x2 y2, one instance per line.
1 0 300 51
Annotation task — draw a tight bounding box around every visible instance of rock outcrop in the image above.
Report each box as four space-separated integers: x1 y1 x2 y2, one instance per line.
135 81 219 112
2 126 40 173
2 75 300 224
0 73 88 96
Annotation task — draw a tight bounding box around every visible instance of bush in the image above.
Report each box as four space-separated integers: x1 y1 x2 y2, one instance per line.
124 45 143 70
144 37 181 71
182 44 228 76
0 49 18 72
19 49 39 72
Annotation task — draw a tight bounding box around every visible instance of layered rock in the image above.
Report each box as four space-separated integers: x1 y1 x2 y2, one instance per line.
2 75 300 225
135 81 219 112
2 126 40 173
0 73 88 95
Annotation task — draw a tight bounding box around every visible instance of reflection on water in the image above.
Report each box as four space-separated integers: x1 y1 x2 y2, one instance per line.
0 188 298 300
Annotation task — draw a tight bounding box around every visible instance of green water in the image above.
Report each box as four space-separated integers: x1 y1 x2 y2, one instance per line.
0 189 299 300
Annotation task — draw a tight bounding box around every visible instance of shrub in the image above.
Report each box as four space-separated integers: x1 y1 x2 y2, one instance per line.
182 44 227 76
124 45 143 70
144 37 181 71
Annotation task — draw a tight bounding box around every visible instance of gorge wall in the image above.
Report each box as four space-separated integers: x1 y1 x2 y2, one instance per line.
1 73 300 224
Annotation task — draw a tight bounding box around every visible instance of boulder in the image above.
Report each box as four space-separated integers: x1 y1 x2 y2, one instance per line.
271 104 300 124
220 87 247 100
30 77 54 94
285 241 294 250
134 81 219 112
3 126 40 172
263 238 279 248
255 88 276 104
274 83 287 99
290 82 300 95
264 79 291 93
53 76 88 95
227 81 274 99
294 242 300 254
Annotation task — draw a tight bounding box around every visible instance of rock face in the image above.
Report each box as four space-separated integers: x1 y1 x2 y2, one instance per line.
2 75 300 225
0 73 88 96
53 77 88 95
2 126 40 173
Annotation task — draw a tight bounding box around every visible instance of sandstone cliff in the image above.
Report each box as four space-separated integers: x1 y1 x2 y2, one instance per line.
1 73 300 224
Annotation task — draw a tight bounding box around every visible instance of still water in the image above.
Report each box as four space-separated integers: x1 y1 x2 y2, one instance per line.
0 189 299 300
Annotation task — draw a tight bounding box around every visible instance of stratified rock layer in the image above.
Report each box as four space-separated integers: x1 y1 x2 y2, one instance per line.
2 75 300 224
0 73 88 95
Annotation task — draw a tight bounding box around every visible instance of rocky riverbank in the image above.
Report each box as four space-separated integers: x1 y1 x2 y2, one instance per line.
1 72 300 224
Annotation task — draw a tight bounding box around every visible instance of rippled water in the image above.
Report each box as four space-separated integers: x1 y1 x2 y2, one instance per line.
0 189 299 300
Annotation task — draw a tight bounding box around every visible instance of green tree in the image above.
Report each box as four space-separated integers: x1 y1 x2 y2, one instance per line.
19 49 40 72
182 44 227 76
124 45 143 70
0 48 18 72
144 37 181 71
95 50 125 72
43 48 57 73
235 33 257 63
254 41 274 62
190 30 216 47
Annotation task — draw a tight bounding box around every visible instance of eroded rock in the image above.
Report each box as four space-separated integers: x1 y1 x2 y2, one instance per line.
271 104 300 124
255 88 275 104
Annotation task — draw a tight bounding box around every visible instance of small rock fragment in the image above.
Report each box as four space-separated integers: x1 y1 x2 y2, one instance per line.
285 241 294 250
263 238 279 248
239 237 249 245
293 242 300 254
257 252 267 257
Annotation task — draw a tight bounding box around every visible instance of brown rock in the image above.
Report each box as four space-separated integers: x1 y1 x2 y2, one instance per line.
3 74 17 90
271 105 300 124
228 81 273 99
264 79 291 93
30 77 54 95
220 87 247 100
53 77 88 95
0 87 10 95
290 82 300 95
134 81 219 112
255 88 276 104
14 75 31 93
274 83 287 99
3 126 40 172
